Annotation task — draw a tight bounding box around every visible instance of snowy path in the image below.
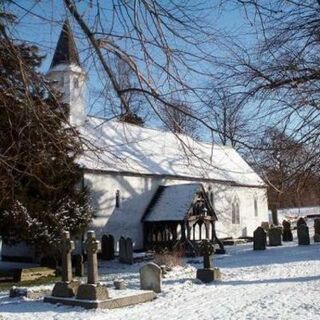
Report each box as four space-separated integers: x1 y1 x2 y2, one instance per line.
1 241 320 320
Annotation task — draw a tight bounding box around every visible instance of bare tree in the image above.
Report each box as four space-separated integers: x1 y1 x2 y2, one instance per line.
161 99 198 137
253 128 320 208
206 88 249 149
6 0 230 140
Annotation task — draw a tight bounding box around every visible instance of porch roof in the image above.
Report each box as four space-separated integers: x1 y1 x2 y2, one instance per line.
143 183 202 222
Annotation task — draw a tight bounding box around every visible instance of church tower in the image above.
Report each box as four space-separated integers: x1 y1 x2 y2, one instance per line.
47 19 86 126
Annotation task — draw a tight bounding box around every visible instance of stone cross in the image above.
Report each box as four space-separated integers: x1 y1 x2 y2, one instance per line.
199 239 215 269
61 231 74 282
85 230 100 284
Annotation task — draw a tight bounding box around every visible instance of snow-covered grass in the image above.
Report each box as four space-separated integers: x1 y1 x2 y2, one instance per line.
1 239 320 320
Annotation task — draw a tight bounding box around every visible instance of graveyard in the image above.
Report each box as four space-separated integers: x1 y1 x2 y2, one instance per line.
2 2 320 320
0 223 319 320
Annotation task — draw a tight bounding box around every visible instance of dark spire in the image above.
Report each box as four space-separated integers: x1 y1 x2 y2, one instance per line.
50 19 81 69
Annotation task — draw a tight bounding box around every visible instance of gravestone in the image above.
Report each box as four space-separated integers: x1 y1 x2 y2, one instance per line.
253 227 266 250
314 219 320 242
114 279 127 290
196 239 221 283
76 230 109 301
10 286 51 299
282 220 293 242
119 237 134 264
140 262 162 293
268 227 282 246
51 231 80 298
73 254 84 277
101 234 115 260
297 217 307 228
297 224 310 245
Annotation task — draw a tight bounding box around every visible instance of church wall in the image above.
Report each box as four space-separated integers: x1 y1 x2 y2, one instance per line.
84 171 269 250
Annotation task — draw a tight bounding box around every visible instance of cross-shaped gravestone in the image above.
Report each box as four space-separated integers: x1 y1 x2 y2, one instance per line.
85 230 100 284
196 239 221 283
61 231 75 282
199 239 215 269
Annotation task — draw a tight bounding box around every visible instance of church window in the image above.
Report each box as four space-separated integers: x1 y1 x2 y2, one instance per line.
232 198 240 224
254 197 258 217
74 77 79 88
115 190 120 208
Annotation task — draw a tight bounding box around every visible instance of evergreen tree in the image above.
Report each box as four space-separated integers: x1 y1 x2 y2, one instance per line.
0 12 92 256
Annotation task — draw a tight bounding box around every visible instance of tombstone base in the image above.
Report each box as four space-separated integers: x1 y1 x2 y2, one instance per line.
314 234 320 242
196 268 221 283
76 283 109 300
282 235 293 242
51 280 81 298
298 239 310 245
44 290 156 309
253 244 266 250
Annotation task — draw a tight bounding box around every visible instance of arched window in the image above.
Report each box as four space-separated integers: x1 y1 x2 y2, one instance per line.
210 191 214 208
232 197 240 224
176 224 182 240
254 197 258 217
194 223 200 240
115 190 120 208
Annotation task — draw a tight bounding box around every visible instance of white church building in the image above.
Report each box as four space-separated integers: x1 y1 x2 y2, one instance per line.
2 20 269 261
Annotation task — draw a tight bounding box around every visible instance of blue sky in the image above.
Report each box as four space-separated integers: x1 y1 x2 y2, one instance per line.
6 0 259 143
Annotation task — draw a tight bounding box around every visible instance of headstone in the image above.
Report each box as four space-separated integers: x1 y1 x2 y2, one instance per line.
101 234 115 260
10 286 51 299
297 217 307 228
51 231 80 298
268 227 282 246
253 227 266 250
140 262 162 293
297 224 310 245
73 254 84 277
196 239 221 283
314 219 320 242
114 279 126 290
282 220 293 242
76 230 109 301
119 237 134 264
14 267 55 282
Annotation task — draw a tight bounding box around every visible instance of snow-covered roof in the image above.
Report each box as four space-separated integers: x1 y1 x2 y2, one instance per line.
143 184 201 222
79 116 265 187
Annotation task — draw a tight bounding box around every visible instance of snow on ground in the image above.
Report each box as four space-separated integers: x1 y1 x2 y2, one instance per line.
1 239 320 320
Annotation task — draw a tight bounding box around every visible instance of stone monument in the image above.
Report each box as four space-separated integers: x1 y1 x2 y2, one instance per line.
282 220 293 242
119 237 134 264
297 224 310 245
196 239 221 283
253 227 266 250
297 217 307 228
101 234 115 260
314 219 320 242
268 227 282 246
76 230 109 300
51 231 80 297
140 262 162 293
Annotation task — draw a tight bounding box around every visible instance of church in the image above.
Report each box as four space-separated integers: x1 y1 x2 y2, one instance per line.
48 20 269 251
2 21 269 261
